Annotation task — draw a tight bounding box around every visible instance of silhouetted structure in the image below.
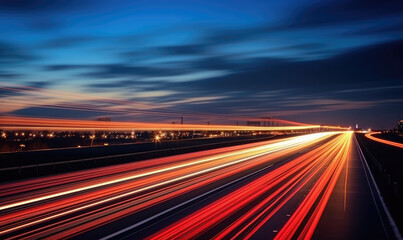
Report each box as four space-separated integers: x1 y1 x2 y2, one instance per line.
96 116 111 121
247 121 261 126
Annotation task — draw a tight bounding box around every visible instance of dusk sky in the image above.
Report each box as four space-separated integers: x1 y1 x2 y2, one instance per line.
1 0 403 129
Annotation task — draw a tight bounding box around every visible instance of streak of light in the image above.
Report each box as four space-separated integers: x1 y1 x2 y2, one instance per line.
274 132 352 240
0 132 332 211
365 132 403 148
148 132 353 240
0 116 323 131
0 132 338 239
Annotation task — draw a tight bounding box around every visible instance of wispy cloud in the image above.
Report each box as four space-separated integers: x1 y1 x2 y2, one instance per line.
336 85 403 93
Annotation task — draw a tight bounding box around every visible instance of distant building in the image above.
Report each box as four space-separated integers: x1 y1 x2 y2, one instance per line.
261 117 273 127
247 121 261 126
398 120 403 132
96 116 111 121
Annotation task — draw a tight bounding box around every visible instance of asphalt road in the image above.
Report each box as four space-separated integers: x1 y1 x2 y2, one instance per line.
313 135 399 239
0 132 399 239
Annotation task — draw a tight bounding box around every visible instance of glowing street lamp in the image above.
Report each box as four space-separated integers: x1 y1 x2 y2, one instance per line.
19 144 25 152
90 135 95 147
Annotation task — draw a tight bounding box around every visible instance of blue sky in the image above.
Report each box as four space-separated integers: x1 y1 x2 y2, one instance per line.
1 0 403 128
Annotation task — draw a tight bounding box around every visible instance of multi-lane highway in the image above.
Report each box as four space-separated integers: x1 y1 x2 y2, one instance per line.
0 132 399 239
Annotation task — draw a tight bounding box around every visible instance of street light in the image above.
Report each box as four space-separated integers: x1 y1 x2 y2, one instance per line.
90 135 95 147
19 144 25 152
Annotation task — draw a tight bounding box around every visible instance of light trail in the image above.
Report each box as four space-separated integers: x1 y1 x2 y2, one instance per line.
0 116 323 131
0 132 354 239
148 132 353 240
365 132 403 149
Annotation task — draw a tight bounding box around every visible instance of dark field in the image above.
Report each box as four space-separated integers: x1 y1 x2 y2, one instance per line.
356 133 403 233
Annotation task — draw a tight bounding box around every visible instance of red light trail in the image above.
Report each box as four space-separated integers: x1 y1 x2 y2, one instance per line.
148 132 352 239
0 132 355 239
0 116 325 131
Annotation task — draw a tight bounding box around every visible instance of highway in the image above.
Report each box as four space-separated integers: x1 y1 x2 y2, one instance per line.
0 131 398 239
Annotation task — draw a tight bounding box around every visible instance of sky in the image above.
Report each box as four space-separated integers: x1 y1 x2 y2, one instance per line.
0 0 403 129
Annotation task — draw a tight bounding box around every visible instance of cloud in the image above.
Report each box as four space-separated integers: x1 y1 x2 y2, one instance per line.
45 63 195 79
191 56 234 70
44 64 94 71
41 36 97 48
156 44 207 56
12 107 105 119
283 0 403 29
336 85 403 93
0 1 97 31
178 40 403 93
0 71 22 78
25 81 53 88
1 0 402 128
165 96 227 105
0 0 93 13
145 70 230 83
86 80 137 89
131 90 178 98
26 18 63 31
0 41 37 64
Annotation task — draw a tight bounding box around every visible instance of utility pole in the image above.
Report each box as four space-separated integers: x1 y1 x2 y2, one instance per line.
181 117 183 125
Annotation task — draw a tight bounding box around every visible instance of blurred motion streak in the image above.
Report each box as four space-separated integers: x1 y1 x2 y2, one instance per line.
0 132 355 239
365 132 403 149
148 132 352 239
0 116 324 131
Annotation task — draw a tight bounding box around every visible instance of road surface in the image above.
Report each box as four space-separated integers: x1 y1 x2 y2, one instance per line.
0 132 399 239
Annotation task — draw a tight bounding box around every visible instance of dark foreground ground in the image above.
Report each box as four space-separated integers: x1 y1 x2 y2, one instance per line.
356 133 403 235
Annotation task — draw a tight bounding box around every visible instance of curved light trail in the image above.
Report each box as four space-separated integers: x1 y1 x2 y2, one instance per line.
365 132 403 149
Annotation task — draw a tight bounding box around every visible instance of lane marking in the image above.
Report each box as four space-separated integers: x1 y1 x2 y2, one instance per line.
344 139 350 211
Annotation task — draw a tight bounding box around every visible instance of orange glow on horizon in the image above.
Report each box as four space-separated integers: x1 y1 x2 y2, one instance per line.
0 116 347 132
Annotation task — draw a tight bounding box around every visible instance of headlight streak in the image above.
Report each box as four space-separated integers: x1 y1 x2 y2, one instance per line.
274 132 352 240
0 139 286 198
0 132 350 239
219 135 344 239
0 132 332 212
147 132 352 240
